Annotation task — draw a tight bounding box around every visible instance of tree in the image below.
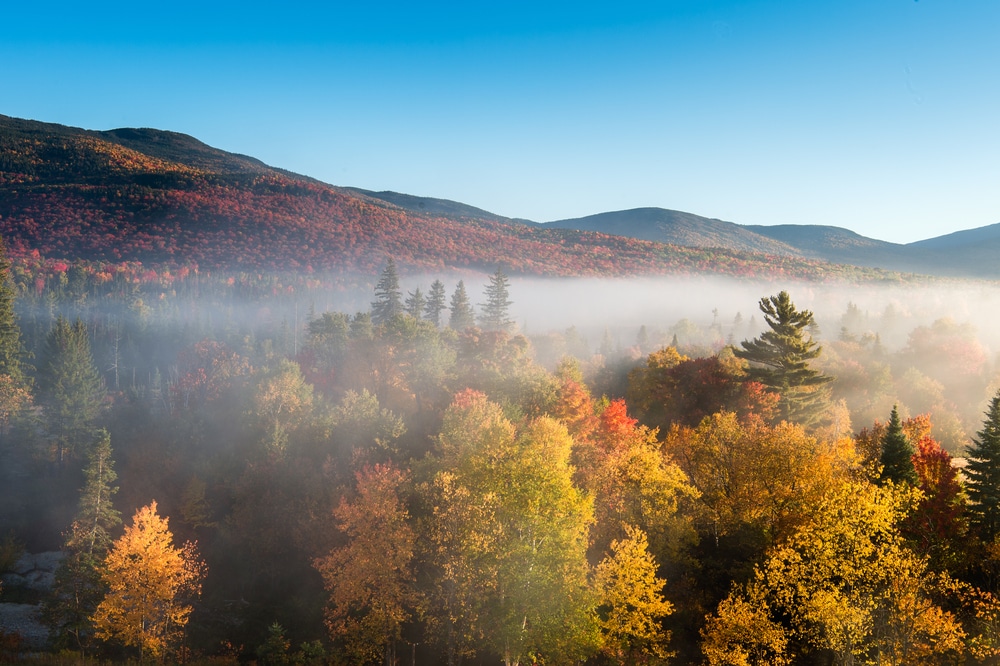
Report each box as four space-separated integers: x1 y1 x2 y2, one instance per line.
424 279 447 327
967 390 1000 541
0 236 29 392
880 405 918 486
733 291 832 427
314 464 416 665
594 525 675 662
448 280 475 330
404 287 425 319
371 258 402 326
38 316 105 465
45 429 122 653
479 268 513 333
92 501 204 662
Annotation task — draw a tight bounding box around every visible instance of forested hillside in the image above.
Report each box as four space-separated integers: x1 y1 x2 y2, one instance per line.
3 241 1000 665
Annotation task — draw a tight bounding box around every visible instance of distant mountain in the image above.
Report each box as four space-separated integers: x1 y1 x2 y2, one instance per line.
0 114 892 282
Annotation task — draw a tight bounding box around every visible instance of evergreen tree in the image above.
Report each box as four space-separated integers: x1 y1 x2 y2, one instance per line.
45 429 122 653
478 268 514 332
879 405 917 486
39 316 105 464
404 287 426 319
0 236 29 390
734 291 832 427
371 258 402 326
424 279 447 327
967 390 1000 540
448 280 475 330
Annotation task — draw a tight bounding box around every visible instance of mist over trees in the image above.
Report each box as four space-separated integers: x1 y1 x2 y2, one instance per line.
7 248 1000 663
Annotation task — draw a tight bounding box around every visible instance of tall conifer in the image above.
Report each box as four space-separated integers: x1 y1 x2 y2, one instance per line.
371 258 402 326
424 279 447 327
967 390 1000 540
448 281 475 330
879 405 917 486
479 268 513 333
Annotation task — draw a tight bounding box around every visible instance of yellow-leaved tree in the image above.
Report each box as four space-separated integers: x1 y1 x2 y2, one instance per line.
92 501 205 662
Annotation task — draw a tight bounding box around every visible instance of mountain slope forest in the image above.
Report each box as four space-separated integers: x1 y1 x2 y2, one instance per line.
0 114 905 283
4 115 1000 664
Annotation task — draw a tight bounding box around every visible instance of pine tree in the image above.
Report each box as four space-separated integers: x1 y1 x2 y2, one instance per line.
734 291 832 427
370 258 402 326
879 405 917 486
39 317 105 465
0 236 29 389
45 430 122 653
404 288 426 319
478 268 514 332
448 280 475 330
424 279 447 327
967 390 1000 540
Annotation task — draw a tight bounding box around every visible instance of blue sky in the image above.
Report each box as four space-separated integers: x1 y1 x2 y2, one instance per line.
2 1 998 243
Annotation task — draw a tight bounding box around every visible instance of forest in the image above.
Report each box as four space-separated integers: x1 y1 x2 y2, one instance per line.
4 246 1000 666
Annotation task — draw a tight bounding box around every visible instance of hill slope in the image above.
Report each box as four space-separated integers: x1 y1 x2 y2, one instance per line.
0 115 897 282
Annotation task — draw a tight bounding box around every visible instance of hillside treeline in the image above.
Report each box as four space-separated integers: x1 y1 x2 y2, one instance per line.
3 253 1000 665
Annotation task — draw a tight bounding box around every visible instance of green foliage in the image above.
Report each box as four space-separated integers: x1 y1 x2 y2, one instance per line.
448 280 475 330
424 279 447 326
967 390 1000 541
478 268 513 333
879 405 917 486
370 258 402 326
734 291 832 427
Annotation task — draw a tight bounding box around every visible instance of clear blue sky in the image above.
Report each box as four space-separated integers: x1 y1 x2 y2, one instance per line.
2 1 998 243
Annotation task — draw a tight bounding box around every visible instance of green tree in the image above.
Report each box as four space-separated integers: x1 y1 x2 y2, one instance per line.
92 502 204 662
404 287 426 319
879 405 917 486
371 258 402 326
0 236 29 392
448 281 475 330
967 390 1000 541
424 279 448 327
44 429 122 653
38 316 105 465
734 291 832 427
479 268 513 333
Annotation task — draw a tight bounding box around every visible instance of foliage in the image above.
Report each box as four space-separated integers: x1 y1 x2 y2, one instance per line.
92 501 205 661
879 405 917 486
448 280 475 330
967 389 1000 541
734 291 833 427
478 268 513 333
370 258 402 326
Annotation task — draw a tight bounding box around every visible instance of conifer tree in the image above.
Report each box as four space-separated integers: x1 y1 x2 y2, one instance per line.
734 291 832 427
404 288 426 319
879 405 917 486
424 279 447 327
45 429 122 653
478 268 513 332
371 258 402 326
448 280 475 330
0 236 29 389
967 390 1000 540
39 316 105 464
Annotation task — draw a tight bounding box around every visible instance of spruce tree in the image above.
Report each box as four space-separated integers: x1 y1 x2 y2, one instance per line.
404 288 426 319
0 236 31 430
479 268 514 332
44 429 122 653
879 405 917 485
39 316 105 464
734 291 832 427
448 280 475 330
370 258 402 326
424 279 447 327
967 390 1000 540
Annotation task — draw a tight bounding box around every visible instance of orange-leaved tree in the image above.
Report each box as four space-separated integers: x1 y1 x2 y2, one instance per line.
92 501 204 662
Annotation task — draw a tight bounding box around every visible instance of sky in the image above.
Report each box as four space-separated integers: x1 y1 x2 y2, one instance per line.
1 0 998 244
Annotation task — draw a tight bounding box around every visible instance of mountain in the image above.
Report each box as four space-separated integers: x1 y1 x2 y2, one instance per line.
0 114 896 282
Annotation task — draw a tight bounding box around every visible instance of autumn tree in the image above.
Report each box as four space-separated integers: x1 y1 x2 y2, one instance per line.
479 268 513 333
38 316 105 465
702 480 965 665
424 279 447 327
92 502 204 662
0 236 30 433
371 258 402 326
594 525 675 663
904 432 967 570
734 291 832 427
448 280 475 330
314 464 416 665
45 429 122 653
880 405 918 486
967 389 1000 541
